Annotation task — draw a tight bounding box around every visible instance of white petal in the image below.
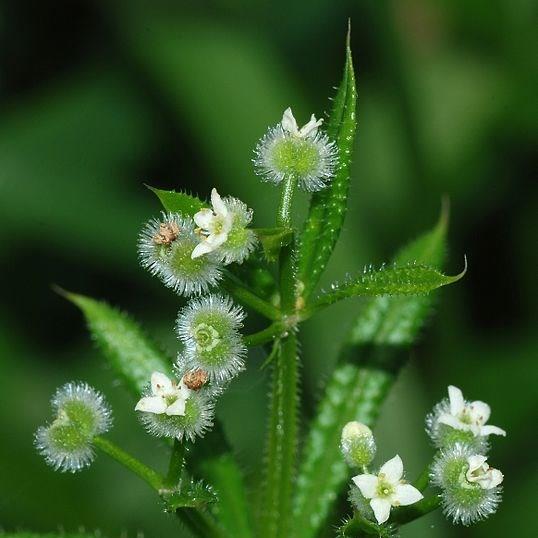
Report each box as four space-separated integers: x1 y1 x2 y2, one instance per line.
352 474 378 499
151 372 173 395
194 208 215 230
469 400 491 425
299 114 323 138
370 498 392 524
379 455 403 483
480 424 506 437
207 231 228 248
488 468 504 488
211 188 228 217
281 107 299 134
178 381 192 400
165 398 186 416
467 454 488 474
448 385 465 415
135 396 167 414
191 241 215 259
438 413 466 431
392 484 424 506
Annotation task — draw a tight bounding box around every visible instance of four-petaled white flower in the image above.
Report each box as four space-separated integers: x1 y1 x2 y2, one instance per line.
192 189 233 259
135 372 191 416
352 455 423 524
438 385 506 438
466 455 504 490
281 107 323 138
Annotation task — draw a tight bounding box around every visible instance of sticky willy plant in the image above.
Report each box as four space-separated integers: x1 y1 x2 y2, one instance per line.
34 29 507 538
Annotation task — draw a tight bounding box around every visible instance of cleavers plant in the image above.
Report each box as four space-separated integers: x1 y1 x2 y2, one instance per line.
34 28 507 538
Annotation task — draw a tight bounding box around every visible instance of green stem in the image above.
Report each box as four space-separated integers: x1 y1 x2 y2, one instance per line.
391 495 441 525
165 439 187 489
261 333 299 538
276 175 297 228
244 321 285 347
179 508 229 538
261 173 299 538
93 436 163 491
338 496 441 537
222 273 280 320
337 513 382 537
413 464 431 492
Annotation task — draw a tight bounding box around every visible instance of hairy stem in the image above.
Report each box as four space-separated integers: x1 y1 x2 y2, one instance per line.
261 174 300 538
413 463 431 492
179 508 229 538
165 439 187 489
244 321 285 347
261 332 299 538
93 436 163 491
337 514 382 537
277 175 297 228
222 272 280 320
391 495 441 524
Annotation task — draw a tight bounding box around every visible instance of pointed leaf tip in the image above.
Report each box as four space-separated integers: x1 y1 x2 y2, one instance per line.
147 185 206 216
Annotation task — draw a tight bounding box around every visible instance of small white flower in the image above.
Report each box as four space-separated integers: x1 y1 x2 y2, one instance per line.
254 107 338 192
135 372 191 416
430 443 504 525
192 189 234 259
465 455 504 490
438 385 506 438
352 455 423 524
137 369 215 441
281 107 323 138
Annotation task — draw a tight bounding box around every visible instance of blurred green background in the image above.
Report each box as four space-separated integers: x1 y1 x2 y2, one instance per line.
0 0 536 537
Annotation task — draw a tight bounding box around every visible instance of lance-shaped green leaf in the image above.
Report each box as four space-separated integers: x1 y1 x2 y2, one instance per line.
308 258 466 314
254 226 293 262
297 27 357 299
60 290 172 394
201 455 255 538
147 184 206 215
292 206 452 538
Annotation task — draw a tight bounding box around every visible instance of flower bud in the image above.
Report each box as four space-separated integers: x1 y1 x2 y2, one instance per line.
35 382 112 473
138 212 222 296
430 443 503 526
340 421 376 468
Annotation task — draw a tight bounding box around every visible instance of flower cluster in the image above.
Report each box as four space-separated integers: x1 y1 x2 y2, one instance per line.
138 189 256 296
135 294 246 442
427 385 505 526
35 382 112 473
343 386 506 529
254 107 338 192
342 422 423 525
